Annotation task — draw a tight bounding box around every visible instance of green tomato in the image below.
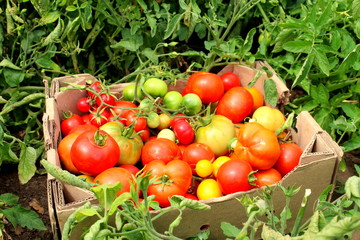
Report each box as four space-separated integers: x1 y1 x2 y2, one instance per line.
138 98 154 113
111 133 143 166
182 93 202 116
147 112 160 128
195 115 236 156
258 31 271 46
163 91 183 110
143 78 168 98
122 84 144 101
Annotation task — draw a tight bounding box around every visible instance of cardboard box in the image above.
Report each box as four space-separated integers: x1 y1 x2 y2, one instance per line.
43 63 343 239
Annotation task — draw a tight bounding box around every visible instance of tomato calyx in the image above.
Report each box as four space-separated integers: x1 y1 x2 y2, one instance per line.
62 111 74 120
227 137 238 152
248 171 258 187
93 130 109 147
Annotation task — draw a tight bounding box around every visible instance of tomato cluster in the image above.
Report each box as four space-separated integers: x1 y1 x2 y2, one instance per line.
58 72 303 207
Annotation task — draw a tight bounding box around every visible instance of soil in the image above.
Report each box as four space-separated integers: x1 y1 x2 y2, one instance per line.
0 151 359 240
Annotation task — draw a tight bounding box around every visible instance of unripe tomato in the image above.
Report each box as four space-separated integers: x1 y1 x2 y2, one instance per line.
146 112 160 128
197 179 223 200
195 160 214 178
157 113 172 130
157 129 176 142
252 106 285 132
143 78 168 98
122 84 144 101
182 93 202 116
163 91 183 110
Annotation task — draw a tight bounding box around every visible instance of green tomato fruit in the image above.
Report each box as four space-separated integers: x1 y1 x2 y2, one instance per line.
122 84 144 101
143 78 168 98
182 93 202 116
163 91 183 111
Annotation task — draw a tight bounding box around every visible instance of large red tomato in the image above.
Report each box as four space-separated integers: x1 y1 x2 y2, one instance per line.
254 168 282 188
94 167 133 196
182 143 215 170
216 87 253 123
274 142 303 176
141 138 181 165
143 160 192 207
186 71 224 104
217 159 254 194
70 130 120 176
231 122 280 170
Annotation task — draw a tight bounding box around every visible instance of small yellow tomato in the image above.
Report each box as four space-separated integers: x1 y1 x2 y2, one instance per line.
197 179 223 200
78 174 95 183
212 156 231 177
252 106 285 132
195 160 214 178
157 113 172 130
157 129 176 142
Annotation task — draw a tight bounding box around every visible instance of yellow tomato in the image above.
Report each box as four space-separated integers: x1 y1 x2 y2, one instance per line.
212 156 231 177
244 86 264 112
195 160 214 178
157 113 172 130
252 106 285 132
197 179 223 200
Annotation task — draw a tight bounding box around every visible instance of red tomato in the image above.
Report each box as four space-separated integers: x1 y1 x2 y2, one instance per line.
77 97 92 112
123 110 147 132
87 81 102 99
143 160 192 207
216 87 253 123
182 143 215 170
217 159 254 194
139 126 151 142
172 120 195 145
81 114 91 124
95 93 116 108
186 71 224 104
68 124 98 135
254 168 282 188
70 130 120 176
94 167 133 196
58 132 82 174
89 108 110 127
119 164 140 175
184 193 198 200
60 113 84 136
274 142 303 176
231 122 280 170
220 72 241 91
111 101 138 125
170 114 188 129
141 138 181 165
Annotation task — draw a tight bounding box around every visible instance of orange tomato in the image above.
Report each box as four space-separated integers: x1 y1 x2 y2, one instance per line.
244 86 264 113
58 132 82 174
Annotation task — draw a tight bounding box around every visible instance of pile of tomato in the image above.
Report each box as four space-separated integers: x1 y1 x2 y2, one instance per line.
58 71 303 207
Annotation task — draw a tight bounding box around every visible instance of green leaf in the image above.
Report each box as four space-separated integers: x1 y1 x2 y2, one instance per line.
240 28 256 57
83 219 105 240
283 40 312 53
39 11 61 25
314 46 329 76
108 192 131 216
342 136 360 153
142 48 158 64
261 225 292 239
220 221 241 237
273 29 296 53
169 195 210 210
352 0 360 19
110 32 143 52
0 142 19 163
1 204 46 230
316 3 332 28
0 59 21 70
18 146 37 184
330 29 342 51
35 56 61 71
341 102 360 120
292 53 315 88
0 193 19 206
310 84 329 105
91 183 123 210
264 79 278 107
2 68 25 88
164 14 182 40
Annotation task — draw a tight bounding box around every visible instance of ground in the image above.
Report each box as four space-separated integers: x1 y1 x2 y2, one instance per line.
0 152 359 240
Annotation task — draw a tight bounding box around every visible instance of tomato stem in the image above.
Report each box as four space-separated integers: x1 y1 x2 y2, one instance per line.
93 130 108 147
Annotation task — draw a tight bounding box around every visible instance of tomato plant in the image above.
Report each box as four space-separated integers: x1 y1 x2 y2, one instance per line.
254 168 282 188
216 87 253 123
231 122 281 170
143 159 192 207
70 130 120 176
274 142 303 176
94 167 133 196
186 71 224 104
195 115 236 156
182 143 215 170
141 138 181 165
216 159 254 194
60 113 84 136
220 72 241 91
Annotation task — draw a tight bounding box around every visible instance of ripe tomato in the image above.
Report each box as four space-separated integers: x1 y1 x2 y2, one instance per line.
182 143 215 170
170 114 187 129
157 113 172 130
94 167 133 196
139 126 151 142
95 93 116 108
217 159 254 194
77 97 92 112
143 159 192 207
143 78 168 98
186 71 224 104
197 179 223 200
141 138 181 165
71 130 120 176
123 110 147 132
216 87 253 123
274 142 303 176
254 168 282 188
172 120 194 145
68 124 98 135
244 86 264 113
87 81 102 99
231 122 280 170
184 193 198 201
60 113 84 136
195 115 236 156
89 108 110 127
111 101 138 125
58 132 82 174
252 106 285 132
119 164 140 175
220 72 241 91
81 114 91 124
195 160 213 178
212 156 231 177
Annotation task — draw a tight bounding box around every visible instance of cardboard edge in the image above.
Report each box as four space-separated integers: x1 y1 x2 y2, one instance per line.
47 179 61 240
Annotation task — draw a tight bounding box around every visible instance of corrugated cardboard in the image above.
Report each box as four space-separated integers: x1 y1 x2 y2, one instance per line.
43 63 342 239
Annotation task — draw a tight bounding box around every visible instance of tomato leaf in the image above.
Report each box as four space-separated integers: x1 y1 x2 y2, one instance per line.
220 221 241 237
91 183 123 210
283 40 312 53
108 192 131 216
263 79 278 107
261 225 292 239
0 193 19 206
341 136 360 153
18 146 37 185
